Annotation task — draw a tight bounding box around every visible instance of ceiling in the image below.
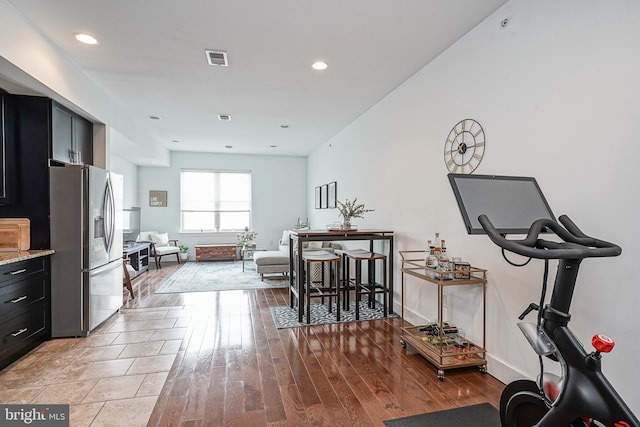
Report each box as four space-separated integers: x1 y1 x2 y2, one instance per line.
3 0 507 162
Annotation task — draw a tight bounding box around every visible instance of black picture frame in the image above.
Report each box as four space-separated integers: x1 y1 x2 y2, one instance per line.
328 181 337 208
320 184 328 209
315 186 321 209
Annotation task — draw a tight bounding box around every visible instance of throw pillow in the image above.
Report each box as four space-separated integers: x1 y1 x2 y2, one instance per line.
307 241 323 249
149 232 170 246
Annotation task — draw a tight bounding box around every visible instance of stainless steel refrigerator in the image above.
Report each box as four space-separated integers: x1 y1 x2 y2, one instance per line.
50 165 123 337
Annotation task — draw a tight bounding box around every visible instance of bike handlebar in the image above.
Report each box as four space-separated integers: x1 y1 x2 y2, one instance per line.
478 214 622 260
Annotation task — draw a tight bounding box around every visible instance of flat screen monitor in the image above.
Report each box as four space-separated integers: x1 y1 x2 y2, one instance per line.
448 173 556 235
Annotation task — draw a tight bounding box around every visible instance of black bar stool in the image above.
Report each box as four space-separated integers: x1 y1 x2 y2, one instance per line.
340 249 388 319
302 251 341 325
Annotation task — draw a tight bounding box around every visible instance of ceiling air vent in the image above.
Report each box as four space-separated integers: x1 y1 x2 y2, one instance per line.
217 114 232 121
205 49 228 67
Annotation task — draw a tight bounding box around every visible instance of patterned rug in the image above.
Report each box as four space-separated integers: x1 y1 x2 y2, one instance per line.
271 300 398 328
155 261 288 293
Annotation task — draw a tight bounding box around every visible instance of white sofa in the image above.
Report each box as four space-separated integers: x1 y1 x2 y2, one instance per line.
253 230 341 280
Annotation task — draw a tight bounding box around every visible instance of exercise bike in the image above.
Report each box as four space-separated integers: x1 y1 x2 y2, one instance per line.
478 213 640 427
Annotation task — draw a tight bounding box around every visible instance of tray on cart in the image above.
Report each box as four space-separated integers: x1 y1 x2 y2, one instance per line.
401 324 486 380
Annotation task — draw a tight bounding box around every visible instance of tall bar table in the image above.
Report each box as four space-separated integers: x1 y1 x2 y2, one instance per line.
288 228 394 323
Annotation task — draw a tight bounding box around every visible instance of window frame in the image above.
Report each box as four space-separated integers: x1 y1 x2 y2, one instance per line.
180 169 252 233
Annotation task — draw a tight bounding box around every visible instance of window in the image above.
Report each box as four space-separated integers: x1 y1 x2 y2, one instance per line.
180 170 252 232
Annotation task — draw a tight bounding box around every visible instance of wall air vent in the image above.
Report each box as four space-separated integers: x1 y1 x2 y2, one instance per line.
218 114 232 121
205 49 228 66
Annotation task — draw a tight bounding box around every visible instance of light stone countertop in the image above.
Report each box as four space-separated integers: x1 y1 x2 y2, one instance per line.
0 249 55 266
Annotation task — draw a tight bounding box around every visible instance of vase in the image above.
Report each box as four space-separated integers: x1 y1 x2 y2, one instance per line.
342 218 352 230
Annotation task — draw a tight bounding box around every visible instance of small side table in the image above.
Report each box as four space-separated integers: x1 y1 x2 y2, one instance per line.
123 242 151 277
241 246 266 272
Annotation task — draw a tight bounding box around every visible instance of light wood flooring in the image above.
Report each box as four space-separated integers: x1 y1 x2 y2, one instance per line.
0 262 504 426
126 263 505 426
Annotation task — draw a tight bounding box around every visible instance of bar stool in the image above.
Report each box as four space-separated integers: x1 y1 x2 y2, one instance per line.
340 249 388 319
122 259 135 300
302 251 341 325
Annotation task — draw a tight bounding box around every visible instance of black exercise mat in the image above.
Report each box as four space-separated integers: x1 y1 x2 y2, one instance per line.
383 403 500 427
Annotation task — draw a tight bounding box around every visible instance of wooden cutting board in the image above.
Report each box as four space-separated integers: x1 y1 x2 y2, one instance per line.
0 218 30 251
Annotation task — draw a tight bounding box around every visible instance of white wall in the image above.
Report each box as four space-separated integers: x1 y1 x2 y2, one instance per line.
109 154 139 208
137 151 307 260
308 0 640 413
0 0 170 166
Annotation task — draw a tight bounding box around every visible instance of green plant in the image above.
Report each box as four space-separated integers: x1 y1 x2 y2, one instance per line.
179 245 188 252
237 231 257 246
337 198 374 221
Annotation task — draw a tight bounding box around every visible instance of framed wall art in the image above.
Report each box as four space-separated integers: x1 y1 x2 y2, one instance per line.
149 190 167 207
315 186 321 209
328 181 337 208
320 184 328 209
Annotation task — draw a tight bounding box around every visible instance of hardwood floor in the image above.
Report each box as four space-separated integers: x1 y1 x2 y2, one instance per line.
123 263 504 426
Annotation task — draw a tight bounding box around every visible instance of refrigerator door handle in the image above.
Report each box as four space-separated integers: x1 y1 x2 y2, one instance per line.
103 177 115 254
84 258 121 275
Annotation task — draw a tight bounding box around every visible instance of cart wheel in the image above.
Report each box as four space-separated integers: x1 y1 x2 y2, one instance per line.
479 365 487 374
437 370 445 381
400 339 406 348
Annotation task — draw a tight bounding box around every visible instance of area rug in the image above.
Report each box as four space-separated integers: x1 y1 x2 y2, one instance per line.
155 261 288 293
383 403 500 427
271 300 398 328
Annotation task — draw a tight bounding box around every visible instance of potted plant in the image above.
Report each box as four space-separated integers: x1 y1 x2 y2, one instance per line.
337 198 374 230
178 245 189 261
237 231 257 249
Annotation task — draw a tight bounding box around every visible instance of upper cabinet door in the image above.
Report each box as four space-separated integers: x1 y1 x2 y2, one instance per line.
51 101 93 165
74 115 93 165
0 93 16 205
51 102 74 164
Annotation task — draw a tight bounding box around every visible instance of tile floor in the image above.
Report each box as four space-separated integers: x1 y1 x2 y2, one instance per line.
0 306 192 427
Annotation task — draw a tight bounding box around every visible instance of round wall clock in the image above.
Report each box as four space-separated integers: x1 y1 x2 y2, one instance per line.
444 118 486 174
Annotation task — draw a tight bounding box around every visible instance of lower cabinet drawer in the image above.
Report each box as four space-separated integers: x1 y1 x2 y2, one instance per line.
0 257 46 285
0 274 47 319
0 304 48 361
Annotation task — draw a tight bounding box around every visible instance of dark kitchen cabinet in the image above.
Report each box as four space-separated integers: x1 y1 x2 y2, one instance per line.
3 95 53 249
51 102 72 163
51 101 93 165
0 91 16 205
1 96 94 249
0 255 51 371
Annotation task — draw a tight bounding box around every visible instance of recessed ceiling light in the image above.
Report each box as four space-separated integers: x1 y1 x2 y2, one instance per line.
225 145 233 149
312 61 328 71
218 114 232 121
172 140 180 143
270 145 278 148
149 115 161 120
75 33 98 45
280 124 289 129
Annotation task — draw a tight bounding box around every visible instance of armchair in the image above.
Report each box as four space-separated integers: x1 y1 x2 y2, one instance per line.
137 231 180 269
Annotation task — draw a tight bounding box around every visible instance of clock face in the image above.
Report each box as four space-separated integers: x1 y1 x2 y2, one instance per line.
444 119 486 174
